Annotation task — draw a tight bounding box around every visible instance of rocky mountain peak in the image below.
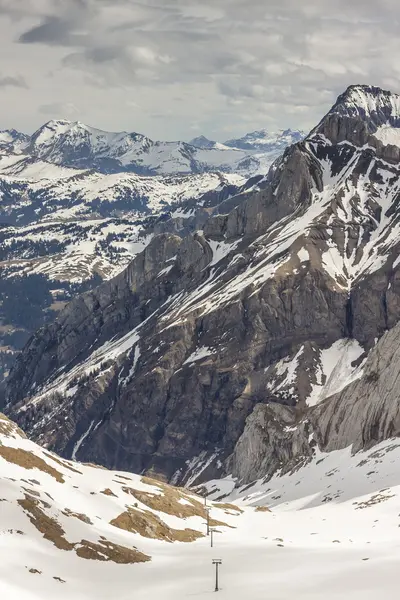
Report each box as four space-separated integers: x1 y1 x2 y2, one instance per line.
0 128 29 148
334 84 400 119
310 84 400 157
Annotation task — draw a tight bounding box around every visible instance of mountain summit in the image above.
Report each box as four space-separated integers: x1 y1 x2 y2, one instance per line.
333 84 400 121
311 84 400 151
188 135 217 149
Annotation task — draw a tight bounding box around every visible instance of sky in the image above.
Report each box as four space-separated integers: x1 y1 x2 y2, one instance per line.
0 0 399 141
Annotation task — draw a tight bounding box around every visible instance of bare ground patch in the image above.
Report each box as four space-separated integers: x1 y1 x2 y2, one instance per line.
18 496 74 551
110 507 204 543
128 479 209 519
0 446 64 483
124 480 231 528
62 508 93 525
19 495 147 564
215 503 244 514
101 488 117 497
354 492 396 509
255 506 271 513
0 414 26 438
114 475 132 482
75 539 150 564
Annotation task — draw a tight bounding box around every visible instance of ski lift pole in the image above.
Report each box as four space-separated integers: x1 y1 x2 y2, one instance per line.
212 558 222 592
210 527 215 547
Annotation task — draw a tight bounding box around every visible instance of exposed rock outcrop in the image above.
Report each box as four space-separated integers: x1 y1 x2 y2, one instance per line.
230 319 400 484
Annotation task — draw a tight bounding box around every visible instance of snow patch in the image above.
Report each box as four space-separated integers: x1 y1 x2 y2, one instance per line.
183 346 215 365
307 339 365 407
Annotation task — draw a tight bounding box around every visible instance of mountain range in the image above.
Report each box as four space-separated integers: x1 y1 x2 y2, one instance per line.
0 121 304 176
0 124 301 383
3 84 400 493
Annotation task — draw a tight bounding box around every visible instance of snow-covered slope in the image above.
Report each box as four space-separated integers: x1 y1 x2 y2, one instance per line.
0 154 244 225
0 413 249 599
4 410 400 599
197 437 400 599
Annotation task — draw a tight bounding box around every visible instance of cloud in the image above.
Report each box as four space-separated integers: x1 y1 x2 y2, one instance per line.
19 16 80 45
0 0 399 140
39 102 79 117
0 74 28 89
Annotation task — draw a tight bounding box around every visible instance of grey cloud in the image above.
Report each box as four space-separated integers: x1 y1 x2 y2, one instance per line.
0 75 28 89
1 0 400 139
19 16 79 45
39 102 79 116
83 46 127 64
17 0 97 45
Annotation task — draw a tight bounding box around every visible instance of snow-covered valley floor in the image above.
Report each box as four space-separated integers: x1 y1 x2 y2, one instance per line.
2 412 400 600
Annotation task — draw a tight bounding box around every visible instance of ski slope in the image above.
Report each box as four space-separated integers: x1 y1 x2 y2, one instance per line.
3 410 400 599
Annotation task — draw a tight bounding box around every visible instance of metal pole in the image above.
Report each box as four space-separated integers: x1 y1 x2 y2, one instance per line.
211 528 213 547
206 508 210 536
212 559 222 593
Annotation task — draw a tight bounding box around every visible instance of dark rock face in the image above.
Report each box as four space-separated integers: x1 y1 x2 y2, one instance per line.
230 318 400 484
7 84 400 485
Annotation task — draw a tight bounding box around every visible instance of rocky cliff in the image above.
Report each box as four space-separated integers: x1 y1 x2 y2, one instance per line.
6 84 400 486
229 318 400 484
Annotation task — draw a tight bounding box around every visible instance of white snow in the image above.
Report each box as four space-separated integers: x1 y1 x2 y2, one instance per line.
5 412 400 599
306 339 365 407
297 247 310 262
207 238 240 266
71 420 95 461
270 346 304 396
374 125 400 147
183 346 215 365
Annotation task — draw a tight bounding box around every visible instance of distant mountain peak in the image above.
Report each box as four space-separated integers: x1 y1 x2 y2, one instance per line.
0 128 29 147
224 128 305 151
189 135 217 149
0 118 301 177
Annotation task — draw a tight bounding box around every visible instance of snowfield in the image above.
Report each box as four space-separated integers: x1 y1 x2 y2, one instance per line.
3 412 400 599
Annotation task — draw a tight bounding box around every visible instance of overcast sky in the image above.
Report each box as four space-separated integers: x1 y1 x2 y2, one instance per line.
0 0 399 140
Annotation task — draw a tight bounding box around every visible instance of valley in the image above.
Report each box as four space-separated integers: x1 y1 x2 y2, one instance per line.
2 412 400 599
